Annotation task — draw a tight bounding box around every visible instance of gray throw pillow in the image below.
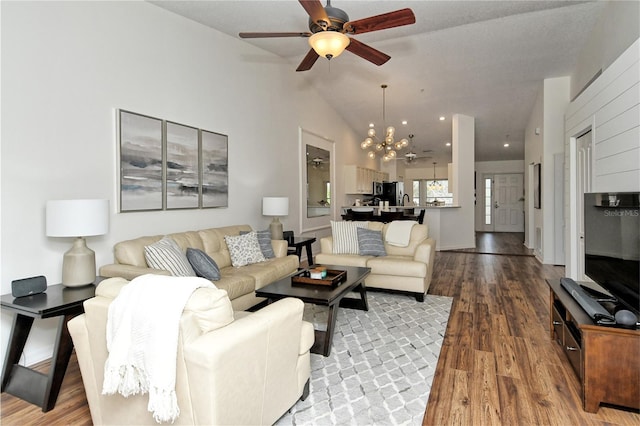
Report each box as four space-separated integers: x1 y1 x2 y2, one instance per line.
357 227 387 257
186 248 221 281
240 229 275 259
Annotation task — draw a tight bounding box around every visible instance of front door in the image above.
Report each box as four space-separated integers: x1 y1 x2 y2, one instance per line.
494 173 524 232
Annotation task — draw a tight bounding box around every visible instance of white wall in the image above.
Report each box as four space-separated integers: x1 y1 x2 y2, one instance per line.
524 88 544 250
440 114 475 250
564 37 640 279
524 77 570 263
0 2 360 366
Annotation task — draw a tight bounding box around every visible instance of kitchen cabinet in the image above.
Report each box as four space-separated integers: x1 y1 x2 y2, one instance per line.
344 166 388 194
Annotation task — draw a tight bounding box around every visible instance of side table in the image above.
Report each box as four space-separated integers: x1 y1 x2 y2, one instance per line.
1 278 103 412
288 236 317 263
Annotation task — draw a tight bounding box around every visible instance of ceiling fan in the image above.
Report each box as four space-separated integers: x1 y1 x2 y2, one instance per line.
239 0 416 71
399 135 432 165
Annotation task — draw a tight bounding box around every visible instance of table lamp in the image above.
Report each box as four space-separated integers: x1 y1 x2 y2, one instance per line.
46 199 109 287
262 197 288 240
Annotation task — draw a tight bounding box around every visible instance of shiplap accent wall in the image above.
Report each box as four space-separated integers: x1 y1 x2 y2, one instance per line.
564 38 640 278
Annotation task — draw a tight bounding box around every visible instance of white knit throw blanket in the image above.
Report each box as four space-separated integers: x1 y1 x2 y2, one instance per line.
385 220 417 247
102 274 214 423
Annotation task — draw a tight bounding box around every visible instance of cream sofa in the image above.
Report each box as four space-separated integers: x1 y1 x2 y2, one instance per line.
99 225 299 311
68 277 314 425
315 222 436 301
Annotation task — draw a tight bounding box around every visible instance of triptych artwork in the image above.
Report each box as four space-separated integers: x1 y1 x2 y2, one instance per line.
118 109 228 212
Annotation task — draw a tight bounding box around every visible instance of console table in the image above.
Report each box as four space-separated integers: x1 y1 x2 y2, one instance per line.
547 279 639 412
1 279 102 411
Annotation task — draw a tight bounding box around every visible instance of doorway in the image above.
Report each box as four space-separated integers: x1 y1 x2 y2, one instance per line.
481 173 524 232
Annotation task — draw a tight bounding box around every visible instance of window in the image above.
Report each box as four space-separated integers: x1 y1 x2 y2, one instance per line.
484 178 492 225
412 179 454 206
325 181 331 206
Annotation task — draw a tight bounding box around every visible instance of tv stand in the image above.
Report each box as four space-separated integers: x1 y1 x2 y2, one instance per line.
547 279 640 413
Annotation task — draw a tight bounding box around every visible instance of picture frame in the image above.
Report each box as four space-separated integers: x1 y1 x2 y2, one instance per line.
534 163 541 209
201 130 228 208
165 121 199 210
118 110 164 212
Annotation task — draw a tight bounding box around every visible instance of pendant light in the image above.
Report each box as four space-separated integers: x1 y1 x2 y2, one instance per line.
360 84 408 161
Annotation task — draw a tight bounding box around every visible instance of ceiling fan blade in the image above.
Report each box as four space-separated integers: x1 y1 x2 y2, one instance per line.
239 32 311 38
344 8 416 34
298 0 330 28
296 49 320 72
345 38 390 66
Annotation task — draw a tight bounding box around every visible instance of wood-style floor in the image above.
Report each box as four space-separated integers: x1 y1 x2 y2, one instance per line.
423 233 640 425
2 233 638 425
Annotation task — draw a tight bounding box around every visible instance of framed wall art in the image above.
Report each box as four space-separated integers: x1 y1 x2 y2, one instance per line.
201 130 228 208
166 121 199 209
118 110 163 212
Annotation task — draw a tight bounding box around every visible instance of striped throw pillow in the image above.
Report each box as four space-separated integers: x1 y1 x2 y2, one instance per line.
357 227 387 256
331 220 369 254
144 236 195 277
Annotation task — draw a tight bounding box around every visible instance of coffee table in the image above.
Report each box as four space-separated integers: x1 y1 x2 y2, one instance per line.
255 265 370 356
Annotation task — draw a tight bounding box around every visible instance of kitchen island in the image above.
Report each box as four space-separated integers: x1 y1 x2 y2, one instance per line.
341 205 461 250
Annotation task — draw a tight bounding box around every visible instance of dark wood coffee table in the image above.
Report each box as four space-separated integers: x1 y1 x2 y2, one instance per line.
256 265 370 356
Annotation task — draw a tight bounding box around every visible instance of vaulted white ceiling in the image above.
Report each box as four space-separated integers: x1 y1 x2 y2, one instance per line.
150 1 605 165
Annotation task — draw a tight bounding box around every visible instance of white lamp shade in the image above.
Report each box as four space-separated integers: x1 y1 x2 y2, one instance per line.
46 199 109 237
308 31 350 59
262 197 289 217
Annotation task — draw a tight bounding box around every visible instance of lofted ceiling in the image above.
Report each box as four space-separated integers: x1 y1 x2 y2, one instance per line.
149 0 605 165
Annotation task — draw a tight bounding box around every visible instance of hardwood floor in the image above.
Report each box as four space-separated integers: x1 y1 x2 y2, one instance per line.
2 233 638 425
443 231 534 257
423 246 640 425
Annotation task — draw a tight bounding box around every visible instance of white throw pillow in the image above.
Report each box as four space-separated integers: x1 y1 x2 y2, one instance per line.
331 220 370 254
144 236 195 277
224 231 266 267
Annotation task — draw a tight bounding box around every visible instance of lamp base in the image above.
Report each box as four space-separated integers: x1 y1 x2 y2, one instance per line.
269 217 284 240
62 237 96 287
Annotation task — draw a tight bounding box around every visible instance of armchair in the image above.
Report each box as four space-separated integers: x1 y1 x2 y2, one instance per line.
68 277 314 425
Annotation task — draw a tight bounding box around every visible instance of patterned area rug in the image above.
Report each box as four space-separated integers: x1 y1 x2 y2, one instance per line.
276 292 453 425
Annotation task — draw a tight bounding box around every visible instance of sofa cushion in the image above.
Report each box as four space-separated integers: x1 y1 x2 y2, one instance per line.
144 236 195 277
241 229 275 259
186 248 221 281
357 228 386 257
367 256 427 278
225 231 266 267
331 221 369 254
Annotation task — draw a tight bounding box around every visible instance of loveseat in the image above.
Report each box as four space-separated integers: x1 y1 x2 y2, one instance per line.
99 225 299 311
68 277 314 425
315 221 436 301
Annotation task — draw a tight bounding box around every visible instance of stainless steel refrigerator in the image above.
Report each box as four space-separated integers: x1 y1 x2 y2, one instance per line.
382 181 404 206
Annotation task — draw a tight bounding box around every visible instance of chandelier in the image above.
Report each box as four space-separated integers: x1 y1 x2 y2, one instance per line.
429 162 444 191
360 84 408 162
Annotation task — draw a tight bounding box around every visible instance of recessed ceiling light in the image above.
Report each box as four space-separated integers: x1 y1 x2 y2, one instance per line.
439 116 445 121
402 120 407 125
504 143 510 147
445 142 451 146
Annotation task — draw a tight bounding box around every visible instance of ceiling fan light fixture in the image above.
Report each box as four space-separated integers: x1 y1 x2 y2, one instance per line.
308 31 350 59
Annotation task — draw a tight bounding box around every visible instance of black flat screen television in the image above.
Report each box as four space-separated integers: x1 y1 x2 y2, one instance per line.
583 192 640 316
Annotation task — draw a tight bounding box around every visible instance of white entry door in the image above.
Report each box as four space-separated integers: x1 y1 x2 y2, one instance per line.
494 173 524 232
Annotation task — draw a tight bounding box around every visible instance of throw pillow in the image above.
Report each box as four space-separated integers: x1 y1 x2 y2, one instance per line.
144 236 195 277
224 231 266 267
240 229 275 259
186 248 221 281
331 220 369 254
357 227 387 257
